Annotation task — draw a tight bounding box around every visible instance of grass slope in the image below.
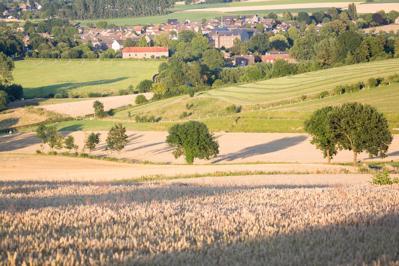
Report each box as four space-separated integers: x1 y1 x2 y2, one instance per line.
51 58 399 133
14 59 161 98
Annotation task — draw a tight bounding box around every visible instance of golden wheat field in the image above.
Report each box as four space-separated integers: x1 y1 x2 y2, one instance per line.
1 179 399 265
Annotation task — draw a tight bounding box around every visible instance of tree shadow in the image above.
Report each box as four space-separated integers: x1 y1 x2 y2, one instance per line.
59 124 83 132
0 181 330 212
387 150 399 157
213 135 307 163
0 118 19 130
25 77 128 97
127 141 164 152
0 133 41 152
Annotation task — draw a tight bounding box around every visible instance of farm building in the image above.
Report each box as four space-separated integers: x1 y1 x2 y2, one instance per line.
261 52 296 63
209 29 253 49
234 55 256 66
122 47 169 59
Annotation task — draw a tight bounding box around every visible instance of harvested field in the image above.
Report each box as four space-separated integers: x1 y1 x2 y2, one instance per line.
40 93 152 117
0 154 355 181
0 178 398 265
1 131 399 164
364 23 399 33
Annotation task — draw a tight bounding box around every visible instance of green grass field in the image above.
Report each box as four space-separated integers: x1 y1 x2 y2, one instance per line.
50 58 399 133
14 59 161 98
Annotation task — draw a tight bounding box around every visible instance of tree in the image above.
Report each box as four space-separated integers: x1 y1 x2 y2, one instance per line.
305 106 337 163
136 79 153 93
166 121 219 164
0 52 14 85
348 3 358 20
315 38 339 67
329 103 392 165
106 124 128 152
135 94 148 105
93 100 105 118
269 34 289 51
36 124 63 150
64 135 78 152
85 132 100 151
249 34 269 54
202 49 224 70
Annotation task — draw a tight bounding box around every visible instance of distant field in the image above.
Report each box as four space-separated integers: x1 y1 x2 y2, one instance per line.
14 59 161 98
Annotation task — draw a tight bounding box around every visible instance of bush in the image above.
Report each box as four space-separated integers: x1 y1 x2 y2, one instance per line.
186 103 194 110
136 80 153 93
188 88 195 97
1 84 24 101
212 79 224 88
135 95 148 105
106 123 128 152
85 132 100 151
54 91 68 98
226 104 242 113
135 115 161 123
319 91 329 99
368 77 380 88
166 121 219 164
334 85 346 95
371 171 399 185
179 111 192 119
93 100 105 118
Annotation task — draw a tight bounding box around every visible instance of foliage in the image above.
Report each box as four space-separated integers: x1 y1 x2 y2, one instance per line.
36 124 63 150
0 52 14 85
0 91 6 110
135 95 148 105
226 105 242 114
329 103 392 165
106 124 129 152
136 80 153 93
305 106 337 163
135 115 161 123
85 133 101 151
371 171 399 185
93 101 105 118
64 135 78 151
202 49 224 70
166 121 219 164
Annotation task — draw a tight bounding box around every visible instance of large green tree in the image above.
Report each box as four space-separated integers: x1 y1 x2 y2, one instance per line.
106 124 129 152
166 121 219 164
305 106 337 163
329 103 392 165
0 52 14 85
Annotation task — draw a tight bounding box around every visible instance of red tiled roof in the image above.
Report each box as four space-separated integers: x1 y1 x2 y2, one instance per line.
122 46 168 53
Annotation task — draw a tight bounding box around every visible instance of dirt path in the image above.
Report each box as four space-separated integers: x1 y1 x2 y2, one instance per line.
40 93 152 117
1 131 398 164
182 2 399 13
0 153 359 182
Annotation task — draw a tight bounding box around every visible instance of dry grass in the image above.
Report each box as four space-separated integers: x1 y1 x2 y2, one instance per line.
0 180 398 265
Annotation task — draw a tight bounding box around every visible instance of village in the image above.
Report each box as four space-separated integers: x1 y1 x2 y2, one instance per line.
79 15 296 65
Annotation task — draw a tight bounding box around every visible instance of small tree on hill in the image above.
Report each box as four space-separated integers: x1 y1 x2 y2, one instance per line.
36 124 63 151
93 100 105 118
136 80 153 93
305 106 337 163
64 135 78 152
329 102 392 165
106 124 128 152
166 121 219 164
135 95 148 105
85 132 100 151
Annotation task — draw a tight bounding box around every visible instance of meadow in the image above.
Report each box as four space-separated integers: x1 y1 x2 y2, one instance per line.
0 178 398 265
13 59 161 98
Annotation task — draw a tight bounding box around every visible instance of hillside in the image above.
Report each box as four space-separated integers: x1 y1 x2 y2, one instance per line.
50 58 399 133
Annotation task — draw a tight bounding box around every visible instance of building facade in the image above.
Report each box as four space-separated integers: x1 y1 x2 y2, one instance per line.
122 47 169 59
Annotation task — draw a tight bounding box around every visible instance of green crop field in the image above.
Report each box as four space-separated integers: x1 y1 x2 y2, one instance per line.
51 58 399 133
14 59 161 98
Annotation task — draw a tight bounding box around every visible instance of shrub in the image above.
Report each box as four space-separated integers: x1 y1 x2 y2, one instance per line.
166 121 219 164
93 100 105 118
54 91 68 98
301 95 307 101
179 112 192 119
135 115 161 123
188 88 195 97
136 80 153 93
334 85 346 95
371 171 399 185
212 79 224 88
186 103 194 110
64 135 78 151
226 104 242 113
1 84 24 101
368 78 378 88
319 91 329 99
106 124 128 152
85 132 100 151
135 95 148 105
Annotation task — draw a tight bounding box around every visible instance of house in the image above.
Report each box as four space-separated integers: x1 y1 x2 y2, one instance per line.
112 40 123 51
261 52 296 63
209 28 252 49
122 46 169 59
234 55 256 66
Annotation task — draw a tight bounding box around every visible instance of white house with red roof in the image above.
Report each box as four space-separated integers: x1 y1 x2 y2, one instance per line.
122 47 169 59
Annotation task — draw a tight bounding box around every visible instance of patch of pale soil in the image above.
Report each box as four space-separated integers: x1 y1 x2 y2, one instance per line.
364 24 399 33
0 154 354 182
40 93 152 117
182 2 399 13
1 131 399 165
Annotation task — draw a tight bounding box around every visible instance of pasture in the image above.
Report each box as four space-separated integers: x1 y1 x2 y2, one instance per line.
14 59 161 98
